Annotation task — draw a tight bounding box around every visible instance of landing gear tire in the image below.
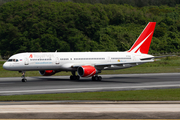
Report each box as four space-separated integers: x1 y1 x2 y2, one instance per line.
70 75 73 80
98 76 102 81
92 76 102 81
92 76 95 81
22 78 27 82
70 75 80 80
76 75 80 80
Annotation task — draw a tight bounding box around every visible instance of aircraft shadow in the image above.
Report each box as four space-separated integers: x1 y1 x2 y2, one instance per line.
28 76 155 83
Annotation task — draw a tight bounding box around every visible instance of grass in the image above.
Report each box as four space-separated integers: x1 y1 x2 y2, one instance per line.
0 88 180 101
0 56 180 77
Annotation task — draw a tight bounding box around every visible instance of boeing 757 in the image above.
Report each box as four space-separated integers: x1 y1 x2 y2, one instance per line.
3 22 157 82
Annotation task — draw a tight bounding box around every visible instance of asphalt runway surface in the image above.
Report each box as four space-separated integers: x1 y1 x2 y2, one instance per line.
0 73 180 95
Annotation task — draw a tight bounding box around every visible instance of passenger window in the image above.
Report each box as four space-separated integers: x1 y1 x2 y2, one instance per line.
16 59 18 62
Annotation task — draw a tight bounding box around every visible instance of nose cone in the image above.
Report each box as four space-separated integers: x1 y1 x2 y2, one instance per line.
3 62 9 70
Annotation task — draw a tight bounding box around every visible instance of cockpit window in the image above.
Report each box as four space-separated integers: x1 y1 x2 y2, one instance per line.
7 59 12 62
7 59 19 62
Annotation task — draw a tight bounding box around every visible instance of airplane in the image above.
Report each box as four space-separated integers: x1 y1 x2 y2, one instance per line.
3 22 157 82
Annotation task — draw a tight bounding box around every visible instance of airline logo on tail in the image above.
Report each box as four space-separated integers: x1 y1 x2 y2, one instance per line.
127 22 156 54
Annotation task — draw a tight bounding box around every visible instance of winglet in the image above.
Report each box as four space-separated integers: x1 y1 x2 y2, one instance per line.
127 22 156 54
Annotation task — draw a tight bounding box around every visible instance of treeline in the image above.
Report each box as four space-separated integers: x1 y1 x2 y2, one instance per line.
61 0 180 7
0 0 180 58
1 0 180 7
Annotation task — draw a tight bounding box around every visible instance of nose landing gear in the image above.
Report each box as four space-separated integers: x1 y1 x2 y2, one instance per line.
20 71 27 82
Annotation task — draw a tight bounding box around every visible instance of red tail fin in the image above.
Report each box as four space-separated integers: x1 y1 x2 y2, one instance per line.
127 22 156 54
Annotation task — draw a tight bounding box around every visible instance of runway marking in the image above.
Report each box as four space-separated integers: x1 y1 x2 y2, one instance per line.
0 84 180 94
0 83 14 84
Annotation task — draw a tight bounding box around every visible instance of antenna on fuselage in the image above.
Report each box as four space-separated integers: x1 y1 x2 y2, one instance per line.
55 50 57 52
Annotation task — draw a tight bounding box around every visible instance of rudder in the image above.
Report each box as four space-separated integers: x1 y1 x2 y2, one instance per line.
127 22 156 54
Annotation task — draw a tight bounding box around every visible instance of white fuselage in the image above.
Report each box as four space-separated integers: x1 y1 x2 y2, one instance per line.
3 52 154 71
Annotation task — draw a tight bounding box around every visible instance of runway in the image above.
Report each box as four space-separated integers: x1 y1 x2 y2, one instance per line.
0 73 180 95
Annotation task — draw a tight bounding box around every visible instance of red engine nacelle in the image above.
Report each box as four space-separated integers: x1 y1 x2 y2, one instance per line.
77 66 97 77
39 70 56 76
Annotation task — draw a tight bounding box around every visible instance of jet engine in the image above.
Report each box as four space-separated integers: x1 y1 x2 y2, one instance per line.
39 70 56 76
77 66 97 77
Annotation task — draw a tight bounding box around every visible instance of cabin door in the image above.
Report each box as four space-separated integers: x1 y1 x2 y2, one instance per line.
56 57 60 64
24 58 29 65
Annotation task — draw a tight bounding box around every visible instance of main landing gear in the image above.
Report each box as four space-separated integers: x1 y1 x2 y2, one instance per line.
92 76 102 81
70 71 80 80
21 71 27 82
69 71 102 81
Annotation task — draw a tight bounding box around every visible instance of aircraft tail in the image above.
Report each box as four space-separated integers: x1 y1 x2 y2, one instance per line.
127 22 156 54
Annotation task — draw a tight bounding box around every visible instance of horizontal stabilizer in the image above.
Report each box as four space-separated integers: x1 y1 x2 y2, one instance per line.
140 55 176 60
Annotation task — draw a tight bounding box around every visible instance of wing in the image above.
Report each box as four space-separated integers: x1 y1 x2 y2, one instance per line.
71 60 154 70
